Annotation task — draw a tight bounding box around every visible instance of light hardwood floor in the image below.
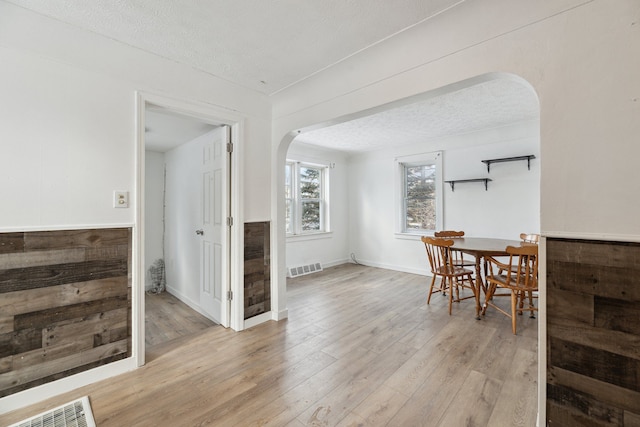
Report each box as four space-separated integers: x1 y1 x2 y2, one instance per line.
1 264 538 426
145 291 217 355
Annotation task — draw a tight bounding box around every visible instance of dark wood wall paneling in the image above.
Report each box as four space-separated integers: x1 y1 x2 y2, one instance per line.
244 222 271 320
0 228 132 397
547 238 640 426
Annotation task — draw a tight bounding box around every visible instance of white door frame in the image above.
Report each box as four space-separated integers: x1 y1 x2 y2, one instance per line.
134 91 245 367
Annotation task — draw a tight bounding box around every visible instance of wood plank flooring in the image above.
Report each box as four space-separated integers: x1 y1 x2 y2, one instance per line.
1 264 538 426
145 291 217 354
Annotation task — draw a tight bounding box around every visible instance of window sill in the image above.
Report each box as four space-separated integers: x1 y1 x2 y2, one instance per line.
394 232 432 241
286 231 333 242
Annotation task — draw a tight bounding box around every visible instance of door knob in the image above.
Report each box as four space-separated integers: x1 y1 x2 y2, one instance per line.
195 229 204 235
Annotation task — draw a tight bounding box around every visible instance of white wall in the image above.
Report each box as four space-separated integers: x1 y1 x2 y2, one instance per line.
0 2 271 411
0 2 272 230
0 46 135 228
442 122 540 238
285 142 350 270
144 151 165 290
347 120 539 275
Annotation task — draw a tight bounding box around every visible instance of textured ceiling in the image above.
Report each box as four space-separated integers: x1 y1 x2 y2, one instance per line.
296 78 539 152
10 1 539 152
145 77 538 154
7 0 465 95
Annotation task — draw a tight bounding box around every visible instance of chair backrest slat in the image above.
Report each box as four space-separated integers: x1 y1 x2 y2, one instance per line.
421 236 456 272
506 245 538 290
435 230 465 239
519 233 540 244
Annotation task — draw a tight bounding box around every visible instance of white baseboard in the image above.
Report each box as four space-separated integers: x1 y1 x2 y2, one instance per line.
273 308 288 321
244 311 273 329
0 358 136 415
323 258 350 268
349 259 430 277
164 285 215 322
242 308 288 330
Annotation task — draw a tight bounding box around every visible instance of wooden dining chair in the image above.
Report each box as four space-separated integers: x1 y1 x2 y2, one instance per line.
518 233 540 308
482 244 538 334
434 230 475 268
520 233 540 243
422 236 476 315
498 233 540 275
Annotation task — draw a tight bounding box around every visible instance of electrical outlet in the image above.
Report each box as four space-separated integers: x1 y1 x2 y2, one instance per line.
114 191 129 208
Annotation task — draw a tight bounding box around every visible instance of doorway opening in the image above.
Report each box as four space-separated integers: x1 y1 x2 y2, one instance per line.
277 71 541 420
136 93 240 365
281 72 540 282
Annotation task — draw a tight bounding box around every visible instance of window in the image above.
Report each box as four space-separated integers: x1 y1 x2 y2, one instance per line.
285 160 328 235
398 151 442 234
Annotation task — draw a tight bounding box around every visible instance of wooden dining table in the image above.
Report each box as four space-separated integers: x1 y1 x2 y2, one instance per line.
449 237 521 318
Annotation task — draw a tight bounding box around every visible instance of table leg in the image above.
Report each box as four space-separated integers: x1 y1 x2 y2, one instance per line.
474 256 483 319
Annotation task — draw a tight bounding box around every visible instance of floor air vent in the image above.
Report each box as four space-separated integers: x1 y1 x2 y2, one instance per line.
288 262 323 278
9 396 96 427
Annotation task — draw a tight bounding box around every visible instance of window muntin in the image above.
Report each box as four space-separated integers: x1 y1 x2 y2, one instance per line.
286 161 328 235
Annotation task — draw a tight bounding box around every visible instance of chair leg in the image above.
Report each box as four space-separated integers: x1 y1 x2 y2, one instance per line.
481 282 496 316
517 290 524 315
454 277 460 302
528 291 536 318
427 275 438 304
510 290 518 335
448 278 454 315
468 274 479 318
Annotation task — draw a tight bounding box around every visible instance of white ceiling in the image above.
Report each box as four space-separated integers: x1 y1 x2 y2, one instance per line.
296 77 538 152
7 0 465 95
10 1 539 152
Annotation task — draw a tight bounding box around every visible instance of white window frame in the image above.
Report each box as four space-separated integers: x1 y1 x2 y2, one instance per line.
286 160 329 236
395 151 443 236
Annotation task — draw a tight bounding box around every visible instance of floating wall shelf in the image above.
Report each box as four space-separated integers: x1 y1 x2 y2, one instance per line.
481 155 536 173
444 178 492 192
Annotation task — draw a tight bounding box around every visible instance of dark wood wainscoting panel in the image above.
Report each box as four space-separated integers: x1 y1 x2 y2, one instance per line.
244 222 271 320
0 228 132 397
546 238 640 426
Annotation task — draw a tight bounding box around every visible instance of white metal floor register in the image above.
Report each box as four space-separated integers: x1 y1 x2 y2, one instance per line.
9 396 96 427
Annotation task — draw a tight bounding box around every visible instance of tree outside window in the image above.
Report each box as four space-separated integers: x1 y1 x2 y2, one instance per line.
404 164 436 231
285 162 293 233
286 161 327 235
399 152 441 233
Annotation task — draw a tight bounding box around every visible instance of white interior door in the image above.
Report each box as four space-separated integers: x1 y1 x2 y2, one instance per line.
199 126 230 325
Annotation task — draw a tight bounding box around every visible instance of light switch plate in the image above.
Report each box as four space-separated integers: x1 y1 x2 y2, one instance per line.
114 191 129 208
